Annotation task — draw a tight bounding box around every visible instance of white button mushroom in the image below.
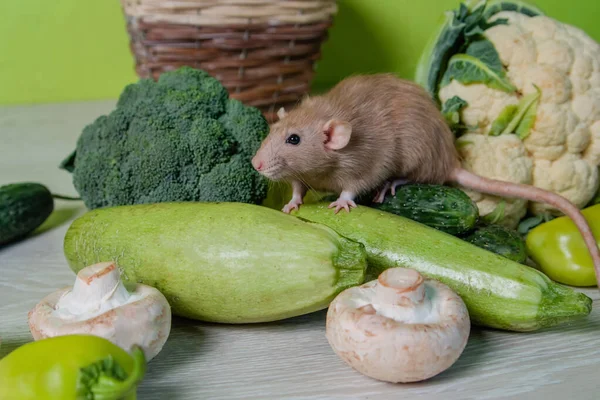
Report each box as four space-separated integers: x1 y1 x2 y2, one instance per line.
325 267 470 383
28 261 171 361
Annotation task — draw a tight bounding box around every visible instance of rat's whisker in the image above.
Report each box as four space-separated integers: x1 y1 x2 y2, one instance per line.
263 159 284 173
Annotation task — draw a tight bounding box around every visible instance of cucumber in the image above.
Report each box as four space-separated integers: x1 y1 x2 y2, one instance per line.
0 183 54 246
370 184 479 235
63 202 367 323
464 224 527 263
293 203 592 332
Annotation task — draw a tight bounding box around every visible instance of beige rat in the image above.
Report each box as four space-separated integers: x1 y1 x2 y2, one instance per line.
251 73 600 286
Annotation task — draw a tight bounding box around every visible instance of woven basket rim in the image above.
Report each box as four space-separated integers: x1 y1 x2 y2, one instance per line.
121 0 338 26
122 1 336 122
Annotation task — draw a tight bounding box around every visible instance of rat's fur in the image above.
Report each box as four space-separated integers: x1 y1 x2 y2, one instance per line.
253 74 459 195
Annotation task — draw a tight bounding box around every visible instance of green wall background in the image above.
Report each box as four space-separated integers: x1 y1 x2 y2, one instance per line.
1 0 599 105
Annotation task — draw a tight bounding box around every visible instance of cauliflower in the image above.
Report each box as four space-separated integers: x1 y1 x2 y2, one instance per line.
416 0 600 227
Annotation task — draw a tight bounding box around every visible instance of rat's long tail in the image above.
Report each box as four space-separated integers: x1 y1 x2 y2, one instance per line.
450 167 600 288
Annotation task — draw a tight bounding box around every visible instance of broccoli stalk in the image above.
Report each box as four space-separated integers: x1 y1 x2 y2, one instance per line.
60 67 270 209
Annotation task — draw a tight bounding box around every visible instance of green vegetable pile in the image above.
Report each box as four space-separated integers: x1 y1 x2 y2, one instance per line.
3 4 599 392
57 199 591 332
365 183 528 264
60 66 270 210
294 203 592 332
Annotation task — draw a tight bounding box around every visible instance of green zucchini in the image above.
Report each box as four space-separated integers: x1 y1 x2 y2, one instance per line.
293 203 592 332
463 224 527 263
63 202 367 323
0 183 54 245
370 184 479 235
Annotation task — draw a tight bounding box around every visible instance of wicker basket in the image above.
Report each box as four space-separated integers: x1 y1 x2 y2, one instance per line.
120 0 338 123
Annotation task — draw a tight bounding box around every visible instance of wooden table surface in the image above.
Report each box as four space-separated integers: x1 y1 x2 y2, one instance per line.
1 101 599 400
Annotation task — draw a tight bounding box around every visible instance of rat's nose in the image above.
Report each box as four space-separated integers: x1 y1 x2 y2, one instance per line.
252 157 264 171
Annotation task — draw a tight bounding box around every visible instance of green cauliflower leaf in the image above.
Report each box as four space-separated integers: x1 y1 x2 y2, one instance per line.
488 85 541 138
441 95 469 135
489 104 519 136
440 39 517 93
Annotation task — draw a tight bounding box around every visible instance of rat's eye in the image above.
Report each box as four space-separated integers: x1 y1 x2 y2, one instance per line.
286 134 301 145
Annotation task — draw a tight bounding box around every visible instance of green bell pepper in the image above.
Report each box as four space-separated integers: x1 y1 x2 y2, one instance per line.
0 334 146 400
526 204 600 287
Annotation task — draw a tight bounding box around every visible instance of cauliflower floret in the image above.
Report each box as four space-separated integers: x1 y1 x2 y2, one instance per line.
520 13 561 42
567 123 591 155
484 19 537 68
439 81 519 133
570 52 593 94
583 121 600 165
571 88 600 123
520 64 572 104
523 103 576 160
456 134 532 228
439 12 600 224
531 154 598 215
590 69 600 88
536 40 574 75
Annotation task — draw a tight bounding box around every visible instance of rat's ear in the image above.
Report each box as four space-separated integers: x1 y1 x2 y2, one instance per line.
323 120 352 150
277 107 287 120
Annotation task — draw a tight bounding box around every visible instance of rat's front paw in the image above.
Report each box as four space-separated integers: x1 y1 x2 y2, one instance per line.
328 198 357 214
282 199 303 214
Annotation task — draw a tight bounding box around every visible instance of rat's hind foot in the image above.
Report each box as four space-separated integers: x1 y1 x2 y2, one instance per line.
390 179 409 196
373 182 391 203
373 179 410 203
282 197 303 214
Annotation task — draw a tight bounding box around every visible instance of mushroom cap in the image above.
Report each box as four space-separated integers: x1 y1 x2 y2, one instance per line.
28 262 171 361
325 267 470 383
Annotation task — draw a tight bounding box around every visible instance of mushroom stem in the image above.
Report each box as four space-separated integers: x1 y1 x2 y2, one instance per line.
372 268 432 324
375 267 425 306
55 262 131 319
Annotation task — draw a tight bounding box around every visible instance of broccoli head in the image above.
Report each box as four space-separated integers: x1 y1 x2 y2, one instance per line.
60 67 270 209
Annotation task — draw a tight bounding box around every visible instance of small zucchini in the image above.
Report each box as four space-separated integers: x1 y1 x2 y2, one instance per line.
0 183 54 246
63 202 367 324
370 184 479 235
294 204 592 332
463 224 528 263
